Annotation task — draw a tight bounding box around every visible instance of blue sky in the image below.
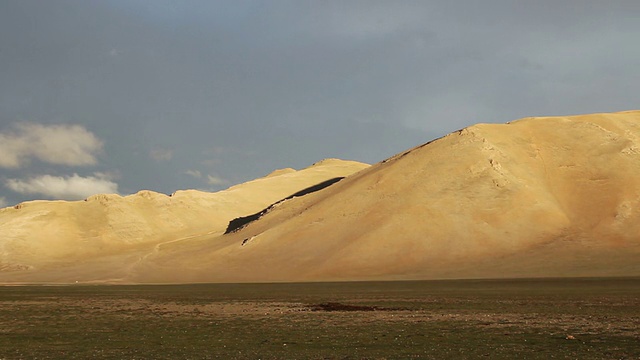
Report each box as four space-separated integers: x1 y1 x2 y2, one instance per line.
1 0 639 207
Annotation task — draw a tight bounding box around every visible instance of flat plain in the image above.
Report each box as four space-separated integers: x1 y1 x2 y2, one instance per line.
1 278 639 359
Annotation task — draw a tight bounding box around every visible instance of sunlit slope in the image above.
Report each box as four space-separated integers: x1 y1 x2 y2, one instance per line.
0 159 369 274
136 110 640 283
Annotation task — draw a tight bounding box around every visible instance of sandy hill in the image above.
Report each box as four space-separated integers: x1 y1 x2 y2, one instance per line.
0 159 369 281
126 110 640 283
2 111 639 284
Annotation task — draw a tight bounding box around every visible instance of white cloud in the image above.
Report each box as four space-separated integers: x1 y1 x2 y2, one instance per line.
150 148 173 162
5 173 118 200
207 174 228 186
185 170 202 178
0 196 8 208
0 123 103 168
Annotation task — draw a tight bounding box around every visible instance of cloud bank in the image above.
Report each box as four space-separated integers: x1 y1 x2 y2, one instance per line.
5 173 118 200
0 123 103 168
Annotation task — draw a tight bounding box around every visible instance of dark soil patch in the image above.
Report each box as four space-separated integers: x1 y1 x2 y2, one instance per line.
309 302 383 312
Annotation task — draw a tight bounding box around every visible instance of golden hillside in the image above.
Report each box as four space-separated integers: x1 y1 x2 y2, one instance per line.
130 110 640 283
2 111 639 284
0 159 368 281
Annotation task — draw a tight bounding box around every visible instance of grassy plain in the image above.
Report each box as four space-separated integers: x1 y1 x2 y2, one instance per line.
0 278 639 359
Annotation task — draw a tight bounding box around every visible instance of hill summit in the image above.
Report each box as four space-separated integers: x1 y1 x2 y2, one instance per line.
132 110 640 283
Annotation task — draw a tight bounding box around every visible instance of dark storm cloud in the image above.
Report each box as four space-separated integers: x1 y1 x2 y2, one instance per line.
1 0 639 205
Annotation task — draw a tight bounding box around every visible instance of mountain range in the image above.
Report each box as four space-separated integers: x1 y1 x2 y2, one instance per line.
1 111 639 283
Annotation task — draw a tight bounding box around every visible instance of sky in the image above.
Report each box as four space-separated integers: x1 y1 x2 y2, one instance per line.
1 0 639 207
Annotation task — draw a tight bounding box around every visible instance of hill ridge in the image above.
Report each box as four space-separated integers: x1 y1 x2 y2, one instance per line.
127 110 640 283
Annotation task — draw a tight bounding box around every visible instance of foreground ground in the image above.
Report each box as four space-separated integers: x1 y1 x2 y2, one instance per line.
0 278 639 359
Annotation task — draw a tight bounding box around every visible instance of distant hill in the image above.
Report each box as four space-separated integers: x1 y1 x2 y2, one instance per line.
0 159 368 282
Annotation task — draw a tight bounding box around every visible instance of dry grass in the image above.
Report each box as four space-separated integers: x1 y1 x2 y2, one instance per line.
1 278 639 359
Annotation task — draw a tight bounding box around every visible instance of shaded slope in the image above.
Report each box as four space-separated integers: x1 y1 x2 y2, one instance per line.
225 177 345 234
134 110 640 283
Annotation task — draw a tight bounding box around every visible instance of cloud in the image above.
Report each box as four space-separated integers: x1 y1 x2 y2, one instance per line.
150 148 173 162
185 170 202 178
206 174 228 186
0 123 103 168
5 173 119 200
0 196 7 208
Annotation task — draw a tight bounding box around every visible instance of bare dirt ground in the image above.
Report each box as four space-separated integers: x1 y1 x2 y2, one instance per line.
0 278 639 359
